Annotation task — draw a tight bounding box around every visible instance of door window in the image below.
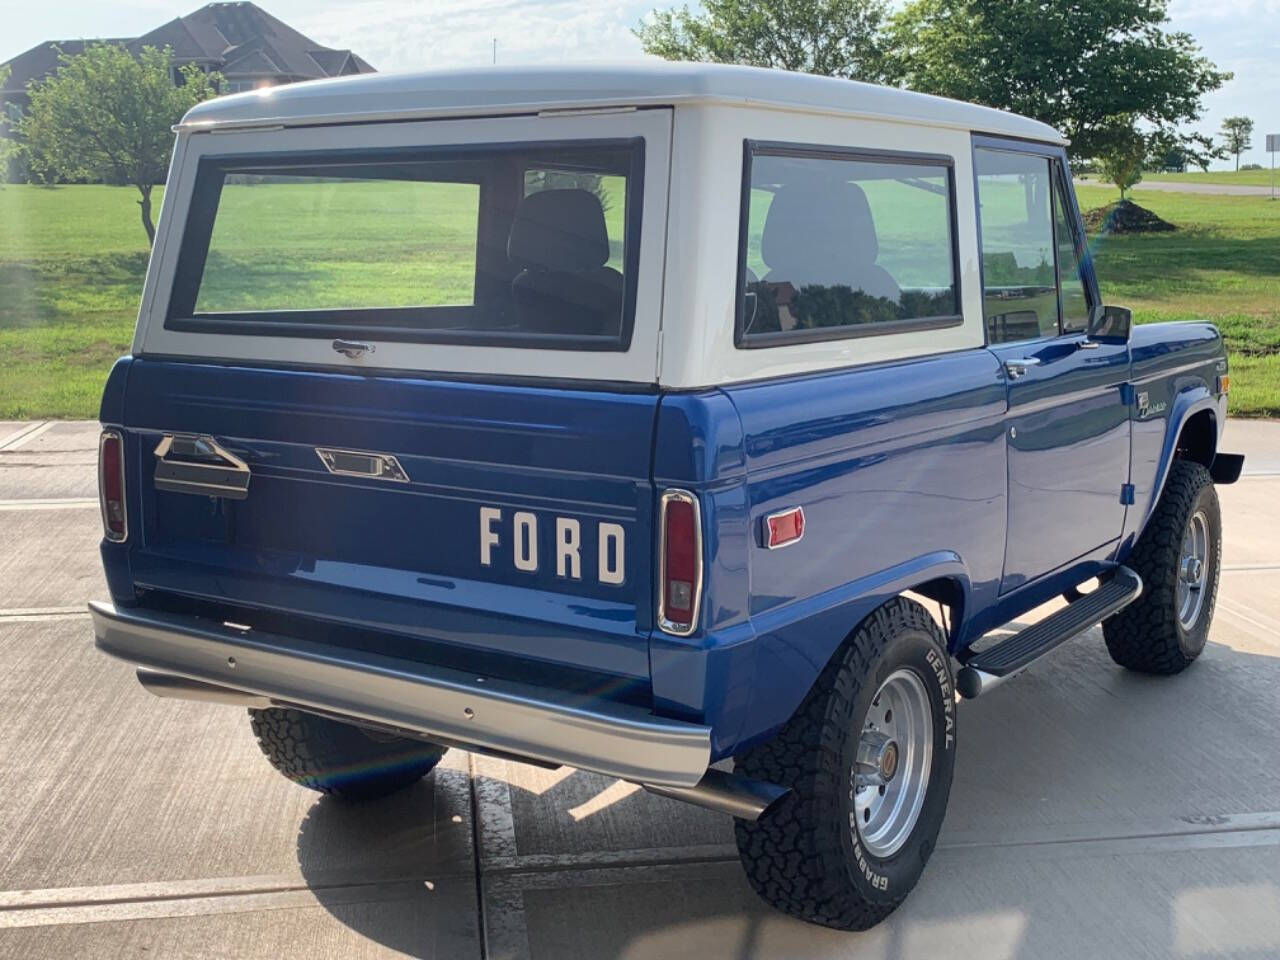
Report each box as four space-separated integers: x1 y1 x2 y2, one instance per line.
1053 172 1090 333
976 150 1059 343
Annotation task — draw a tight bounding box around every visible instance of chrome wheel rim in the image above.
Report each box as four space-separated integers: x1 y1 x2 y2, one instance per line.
1177 509 1210 630
852 669 934 859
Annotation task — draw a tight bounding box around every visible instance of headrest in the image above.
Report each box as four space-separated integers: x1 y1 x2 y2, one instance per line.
508 188 610 272
760 181 879 279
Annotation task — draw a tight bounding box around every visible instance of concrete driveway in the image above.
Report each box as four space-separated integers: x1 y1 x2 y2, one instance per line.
1 419 1278 959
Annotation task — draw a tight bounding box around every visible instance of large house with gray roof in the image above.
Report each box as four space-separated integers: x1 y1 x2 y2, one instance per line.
2 1 374 118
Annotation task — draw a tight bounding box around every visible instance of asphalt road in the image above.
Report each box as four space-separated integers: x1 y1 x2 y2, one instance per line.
1 419 1278 959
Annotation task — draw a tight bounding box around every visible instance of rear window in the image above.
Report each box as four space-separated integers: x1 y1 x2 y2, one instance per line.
166 140 643 350
737 143 962 347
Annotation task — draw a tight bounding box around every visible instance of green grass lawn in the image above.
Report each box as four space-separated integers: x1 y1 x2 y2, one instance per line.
1 181 1277 418
1137 169 1278 188
1075 185 1280 415
0 185 165 419
1078 169 1278 188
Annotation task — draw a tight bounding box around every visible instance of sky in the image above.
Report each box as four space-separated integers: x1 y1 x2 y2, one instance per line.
2 0 1277 167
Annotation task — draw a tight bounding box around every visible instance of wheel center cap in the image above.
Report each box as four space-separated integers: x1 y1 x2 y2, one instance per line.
879 741 899 782
1182 556 1203 583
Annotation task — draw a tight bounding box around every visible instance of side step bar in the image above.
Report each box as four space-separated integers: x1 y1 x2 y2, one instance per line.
957 566 1142 699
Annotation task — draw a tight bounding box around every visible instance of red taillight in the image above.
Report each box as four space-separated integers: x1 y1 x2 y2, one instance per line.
99 430 127 542
659 490 701 635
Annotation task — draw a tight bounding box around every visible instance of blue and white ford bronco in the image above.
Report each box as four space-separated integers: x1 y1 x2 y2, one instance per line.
91 63 1244 929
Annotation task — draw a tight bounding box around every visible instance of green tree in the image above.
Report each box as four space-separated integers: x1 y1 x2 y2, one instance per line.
1096 120 1148 199
18 43 220 244
0 65 30 184
635 0 892 82
1220 116 1254 170
1145 128 1220 173
891 0 1229 161
0 64 9 165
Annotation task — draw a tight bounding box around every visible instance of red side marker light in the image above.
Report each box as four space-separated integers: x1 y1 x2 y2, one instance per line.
765 506 805 549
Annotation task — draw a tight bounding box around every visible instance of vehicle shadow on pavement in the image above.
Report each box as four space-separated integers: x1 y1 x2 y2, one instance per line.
291 635 1280 960
293 773 479 959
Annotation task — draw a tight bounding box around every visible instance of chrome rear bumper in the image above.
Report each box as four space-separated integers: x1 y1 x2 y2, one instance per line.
89 601 712 787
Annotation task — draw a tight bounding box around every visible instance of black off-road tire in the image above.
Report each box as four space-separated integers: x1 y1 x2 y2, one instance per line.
249 708 446 800
1103 460 1221 675
733 597 957 930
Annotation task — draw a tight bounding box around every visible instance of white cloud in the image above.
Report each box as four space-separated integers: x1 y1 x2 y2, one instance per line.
299 0 655 71
293 0 1279 165
1170 0 1280 22
1168 0 1280 165
5 0 1276 168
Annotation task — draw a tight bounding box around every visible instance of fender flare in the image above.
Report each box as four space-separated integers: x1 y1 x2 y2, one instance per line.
727 551 973 756
1143 385 1218 530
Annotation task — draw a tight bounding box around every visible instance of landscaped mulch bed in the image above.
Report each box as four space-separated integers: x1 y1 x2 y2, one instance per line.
1083 199 1176 234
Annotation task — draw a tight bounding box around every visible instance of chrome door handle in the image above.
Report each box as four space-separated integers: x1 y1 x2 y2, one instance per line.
1004 357 1041 379
332 339 375 359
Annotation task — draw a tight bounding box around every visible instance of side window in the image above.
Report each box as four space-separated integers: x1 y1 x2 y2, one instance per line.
1053 171 1090 333
738 147 960 344
975 149 1058 343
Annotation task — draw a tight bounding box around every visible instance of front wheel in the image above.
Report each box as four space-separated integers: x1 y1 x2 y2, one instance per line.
1103 460 1221 674
249 708 447 800
734 597 957 930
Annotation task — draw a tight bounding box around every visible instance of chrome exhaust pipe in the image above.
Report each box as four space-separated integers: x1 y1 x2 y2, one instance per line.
644 768 789 821
137 669 273 708
956 665 1024 699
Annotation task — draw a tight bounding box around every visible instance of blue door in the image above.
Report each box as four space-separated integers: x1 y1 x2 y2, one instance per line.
975 140 1131 593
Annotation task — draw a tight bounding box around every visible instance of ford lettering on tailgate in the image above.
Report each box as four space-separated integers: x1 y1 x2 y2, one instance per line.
479 507 626 585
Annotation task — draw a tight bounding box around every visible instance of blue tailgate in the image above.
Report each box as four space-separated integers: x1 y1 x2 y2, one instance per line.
103 358 659 698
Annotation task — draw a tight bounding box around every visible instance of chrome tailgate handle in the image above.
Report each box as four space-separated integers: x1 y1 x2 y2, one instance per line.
153 434 251 500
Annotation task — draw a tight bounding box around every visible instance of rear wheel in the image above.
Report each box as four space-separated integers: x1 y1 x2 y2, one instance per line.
249 708 446 800
733 597 956 930
1103 460 1221 674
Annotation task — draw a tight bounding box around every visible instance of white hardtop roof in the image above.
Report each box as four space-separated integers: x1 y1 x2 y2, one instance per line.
180 61 1066 144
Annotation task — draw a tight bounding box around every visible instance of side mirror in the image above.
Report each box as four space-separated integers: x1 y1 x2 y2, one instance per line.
1090 304 1132 342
